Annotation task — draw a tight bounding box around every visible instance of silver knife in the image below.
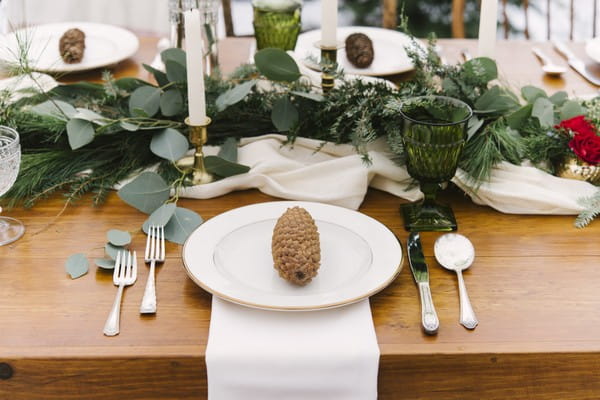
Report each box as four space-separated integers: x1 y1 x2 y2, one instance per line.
407 232 439 335
553 41 600 86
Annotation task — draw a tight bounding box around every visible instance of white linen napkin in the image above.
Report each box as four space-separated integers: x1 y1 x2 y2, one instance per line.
206 297 380 400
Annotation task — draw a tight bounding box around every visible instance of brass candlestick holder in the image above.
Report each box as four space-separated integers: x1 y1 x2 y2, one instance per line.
177 117 213 185
316 41 344 93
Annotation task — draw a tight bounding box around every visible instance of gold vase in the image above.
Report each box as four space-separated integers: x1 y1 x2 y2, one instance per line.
556 155 600 185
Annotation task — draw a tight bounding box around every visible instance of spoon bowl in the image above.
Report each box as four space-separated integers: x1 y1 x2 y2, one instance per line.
434 233 478 329
532 47 566 78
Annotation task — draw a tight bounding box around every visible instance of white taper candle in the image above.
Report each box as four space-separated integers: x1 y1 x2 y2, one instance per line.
184 9 207 125
477 0 498 58
321 0 338 47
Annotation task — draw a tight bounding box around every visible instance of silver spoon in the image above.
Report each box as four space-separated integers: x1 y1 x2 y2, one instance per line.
434 233 478 330
532 47 567 77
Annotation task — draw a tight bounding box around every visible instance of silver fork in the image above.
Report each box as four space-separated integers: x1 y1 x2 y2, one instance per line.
103 251 137 336
140 225 165 314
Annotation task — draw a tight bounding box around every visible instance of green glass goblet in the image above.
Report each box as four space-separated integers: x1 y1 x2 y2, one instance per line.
400 96 473 232
252 0 302 51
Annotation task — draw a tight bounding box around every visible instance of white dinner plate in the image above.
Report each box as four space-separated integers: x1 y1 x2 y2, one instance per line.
0 22 139 73
586 37 600 64
295 26 421 76
182 201 403 311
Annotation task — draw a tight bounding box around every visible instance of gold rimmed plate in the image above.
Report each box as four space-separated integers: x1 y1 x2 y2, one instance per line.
182 201 403 311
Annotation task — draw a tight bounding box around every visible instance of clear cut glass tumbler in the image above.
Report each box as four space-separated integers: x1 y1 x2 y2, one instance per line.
0 126 24 245
399 96 472 232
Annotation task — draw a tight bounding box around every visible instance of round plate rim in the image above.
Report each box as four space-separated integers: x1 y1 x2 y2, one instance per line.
181 201 403 311
0 21 140 73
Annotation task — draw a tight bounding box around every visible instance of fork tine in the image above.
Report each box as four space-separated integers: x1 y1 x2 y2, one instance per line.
113 251 121 281
131 251 137 279
150 225 156 260
145 225 153 260
125 251 132 278
159 226 165 261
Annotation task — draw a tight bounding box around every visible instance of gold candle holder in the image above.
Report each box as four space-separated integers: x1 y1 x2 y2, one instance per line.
315 41 344 93
177 117 213 185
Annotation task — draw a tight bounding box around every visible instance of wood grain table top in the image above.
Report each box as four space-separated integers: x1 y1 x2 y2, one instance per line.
2 35 600 400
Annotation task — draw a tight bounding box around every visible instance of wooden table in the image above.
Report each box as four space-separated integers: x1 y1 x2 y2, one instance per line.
2 36 600 400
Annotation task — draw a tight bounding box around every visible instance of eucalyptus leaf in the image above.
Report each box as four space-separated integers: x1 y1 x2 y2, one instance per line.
215 80 256 112
217 137 238 163
271 97 299 132
105 243 126 260
532 97 555 128
161 48 187 67
66 118 95 150
254 48 301 82
474 86 520 115
506 104 533 129
521 86 547 103
165 59 187 83
129 86 161 117
160 89 184 116
95 258 116 270
290 91 325 102
549 91 568 107
144 203 177 229
106 229 132 247
115 77 150 92
560 100 585 121
65 253 89 279
143 63 169 87
30 100 77 121
163 207 203 245
74 108 106 124
117 171 170 214
463 57 498 83
204 155 251 178
120 121 140 131
150 128 189 161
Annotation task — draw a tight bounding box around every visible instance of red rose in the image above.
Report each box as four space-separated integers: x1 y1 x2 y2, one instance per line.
569 132 600 165
556 115 597 136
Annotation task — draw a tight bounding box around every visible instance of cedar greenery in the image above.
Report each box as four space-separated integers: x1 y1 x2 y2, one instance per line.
1 29 599 227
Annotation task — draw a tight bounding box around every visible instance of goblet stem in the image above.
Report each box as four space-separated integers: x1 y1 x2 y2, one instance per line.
420 182 440 206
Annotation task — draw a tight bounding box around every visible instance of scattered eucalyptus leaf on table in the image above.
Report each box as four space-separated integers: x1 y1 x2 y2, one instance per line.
65 253 89 279
95 258 116 269
106 229 132 247
105 243 127 260
144 203 177 228
163 207 203 245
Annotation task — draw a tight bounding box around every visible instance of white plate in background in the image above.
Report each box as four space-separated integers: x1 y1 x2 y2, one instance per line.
295 26 422 76
0 22 139 73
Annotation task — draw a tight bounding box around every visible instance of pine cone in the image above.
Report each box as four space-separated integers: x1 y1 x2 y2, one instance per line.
59 28 86 64
345 33 374 68
271 206 321 285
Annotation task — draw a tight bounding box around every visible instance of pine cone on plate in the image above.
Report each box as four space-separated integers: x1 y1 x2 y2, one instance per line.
271 206 321 285
345 32 374 68
59 28 86 63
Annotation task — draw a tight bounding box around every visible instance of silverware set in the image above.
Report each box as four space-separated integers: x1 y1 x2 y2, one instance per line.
103 225 166 336
529 42 600 86
408 232 478 335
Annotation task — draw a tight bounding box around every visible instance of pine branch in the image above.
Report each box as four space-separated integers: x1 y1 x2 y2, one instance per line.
575 191 600 228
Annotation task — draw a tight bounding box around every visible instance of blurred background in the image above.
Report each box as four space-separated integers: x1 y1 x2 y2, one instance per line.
0 0 598 40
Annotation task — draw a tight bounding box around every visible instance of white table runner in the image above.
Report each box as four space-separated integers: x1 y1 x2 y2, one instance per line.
206 297 380 400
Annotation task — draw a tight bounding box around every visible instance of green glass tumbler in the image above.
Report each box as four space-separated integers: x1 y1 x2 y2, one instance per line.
399 96 473 232
252 0 302 51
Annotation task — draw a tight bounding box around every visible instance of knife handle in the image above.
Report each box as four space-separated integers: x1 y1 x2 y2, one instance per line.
418 282 439 335
553 40 575 60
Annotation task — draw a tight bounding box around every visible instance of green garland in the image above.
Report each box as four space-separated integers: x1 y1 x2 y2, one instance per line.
1 33 599 227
